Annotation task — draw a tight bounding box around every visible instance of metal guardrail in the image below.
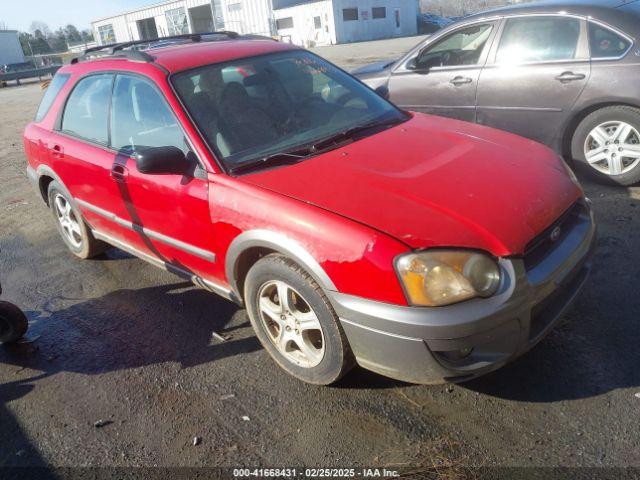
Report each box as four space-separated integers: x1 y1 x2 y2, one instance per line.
0 66 61 85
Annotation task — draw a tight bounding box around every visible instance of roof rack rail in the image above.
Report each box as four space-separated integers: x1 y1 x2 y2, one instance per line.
71 50 154 64
71 31 242 65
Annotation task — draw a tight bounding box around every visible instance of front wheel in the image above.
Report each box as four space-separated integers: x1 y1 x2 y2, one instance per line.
244 254 354 385
572 106 640 186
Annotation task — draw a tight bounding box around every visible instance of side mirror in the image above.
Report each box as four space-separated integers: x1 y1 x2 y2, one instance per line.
375 85 390 100
408 51 437 72
135 146 188 175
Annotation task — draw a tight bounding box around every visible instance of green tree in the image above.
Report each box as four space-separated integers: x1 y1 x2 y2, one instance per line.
81 29 95 43
49 28 68 52
64 24 82 44
19 32 35 56
30 29 52 54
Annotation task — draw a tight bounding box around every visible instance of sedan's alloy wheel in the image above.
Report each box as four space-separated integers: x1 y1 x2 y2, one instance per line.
584 121 640 176
257 280 325 368
53 193 83 248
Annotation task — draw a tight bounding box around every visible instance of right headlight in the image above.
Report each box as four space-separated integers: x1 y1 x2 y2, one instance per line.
395 250 501 307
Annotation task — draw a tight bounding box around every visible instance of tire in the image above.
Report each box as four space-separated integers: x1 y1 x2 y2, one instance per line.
572 105 640 186
47 181 107 259
244 254 354 385
0 301 28 343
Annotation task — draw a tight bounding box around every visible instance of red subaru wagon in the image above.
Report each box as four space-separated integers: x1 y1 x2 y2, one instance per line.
24 33 596 385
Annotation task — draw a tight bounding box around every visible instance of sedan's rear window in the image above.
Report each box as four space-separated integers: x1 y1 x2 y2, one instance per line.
589 23 631 59
35 73 70 122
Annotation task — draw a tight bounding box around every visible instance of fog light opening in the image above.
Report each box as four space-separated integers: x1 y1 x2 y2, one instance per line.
437 347 474 363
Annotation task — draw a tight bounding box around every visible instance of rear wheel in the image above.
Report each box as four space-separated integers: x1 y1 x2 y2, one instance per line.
0 301 28 343
572 106 640 186
244 254 354 385
47 181 107 259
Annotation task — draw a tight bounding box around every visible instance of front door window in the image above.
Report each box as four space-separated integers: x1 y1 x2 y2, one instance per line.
415 24 494 69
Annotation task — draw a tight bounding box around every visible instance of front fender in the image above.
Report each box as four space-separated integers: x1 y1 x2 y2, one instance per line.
226 229 338 299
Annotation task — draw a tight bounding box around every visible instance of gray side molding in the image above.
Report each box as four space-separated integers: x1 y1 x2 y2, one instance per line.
225 230 337 299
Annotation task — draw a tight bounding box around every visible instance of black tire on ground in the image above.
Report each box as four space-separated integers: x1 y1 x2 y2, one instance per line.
0 301 28 343
571 105 640 186
244 254 355 385
47 181 107 259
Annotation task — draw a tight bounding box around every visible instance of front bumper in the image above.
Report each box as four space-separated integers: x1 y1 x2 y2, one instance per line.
329 201 596 384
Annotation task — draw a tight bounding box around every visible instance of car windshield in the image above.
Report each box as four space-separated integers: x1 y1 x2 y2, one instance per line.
171 50 407 172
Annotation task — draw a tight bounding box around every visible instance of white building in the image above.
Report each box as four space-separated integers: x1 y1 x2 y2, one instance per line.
274 0 419 47
92 0 419 47
92 0 219 46
0 30 25 65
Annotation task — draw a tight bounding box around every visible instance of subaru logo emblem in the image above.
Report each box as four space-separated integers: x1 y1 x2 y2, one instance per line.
550 226 562 242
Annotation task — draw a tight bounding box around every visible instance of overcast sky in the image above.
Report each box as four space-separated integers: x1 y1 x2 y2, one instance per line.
1 0 157 32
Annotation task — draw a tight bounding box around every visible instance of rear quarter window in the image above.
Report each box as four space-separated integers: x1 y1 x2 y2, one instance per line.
35 73 70 122
589 23 631 59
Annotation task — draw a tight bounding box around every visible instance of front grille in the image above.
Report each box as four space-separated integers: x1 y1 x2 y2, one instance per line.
523 201 585 271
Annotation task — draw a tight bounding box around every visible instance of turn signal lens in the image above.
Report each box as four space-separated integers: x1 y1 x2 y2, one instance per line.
396 250 501 307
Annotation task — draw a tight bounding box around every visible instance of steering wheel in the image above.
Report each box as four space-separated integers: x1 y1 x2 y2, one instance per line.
299 96 326 108
335 90 360 107
440 51 452 66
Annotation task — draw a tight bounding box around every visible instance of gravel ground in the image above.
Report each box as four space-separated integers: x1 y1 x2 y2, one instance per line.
1 39 639 478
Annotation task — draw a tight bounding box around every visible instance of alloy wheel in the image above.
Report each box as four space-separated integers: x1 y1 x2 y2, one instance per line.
257 280 325 368
53 194 83 249
584 121 640 176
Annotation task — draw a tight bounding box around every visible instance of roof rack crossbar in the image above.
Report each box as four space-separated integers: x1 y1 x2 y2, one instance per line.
84 31 239 55
71 31 255 65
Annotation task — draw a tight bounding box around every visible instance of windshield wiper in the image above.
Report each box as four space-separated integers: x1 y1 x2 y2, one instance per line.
310 116 406 152
229 116 406 175
230 149 313 175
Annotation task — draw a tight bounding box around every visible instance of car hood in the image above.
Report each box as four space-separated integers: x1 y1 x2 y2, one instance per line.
239 113 582 256
351 58 396 76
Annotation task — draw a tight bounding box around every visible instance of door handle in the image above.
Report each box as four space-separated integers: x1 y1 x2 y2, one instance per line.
555 72 586 83
110 164 129 182
49 143 64 158
450 76 473 86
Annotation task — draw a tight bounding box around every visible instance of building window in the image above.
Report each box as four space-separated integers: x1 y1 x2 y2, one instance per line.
166 7 189 35
314 16 322 29
343 8 358 21
276 17 294 30
228 2 242 12
98 24 115 45
372 7 386 19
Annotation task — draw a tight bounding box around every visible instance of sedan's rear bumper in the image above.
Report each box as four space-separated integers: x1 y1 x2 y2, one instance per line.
329 200 596 384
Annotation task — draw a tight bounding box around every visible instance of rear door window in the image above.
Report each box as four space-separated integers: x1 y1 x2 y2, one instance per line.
588 23 631 59
61 74 113 144
496 16 581 64
35 73 70 122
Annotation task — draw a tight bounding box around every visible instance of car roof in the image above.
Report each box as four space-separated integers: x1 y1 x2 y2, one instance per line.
469 0 633 16
67 38 300 75
150 39 299 73
465 0 640 36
